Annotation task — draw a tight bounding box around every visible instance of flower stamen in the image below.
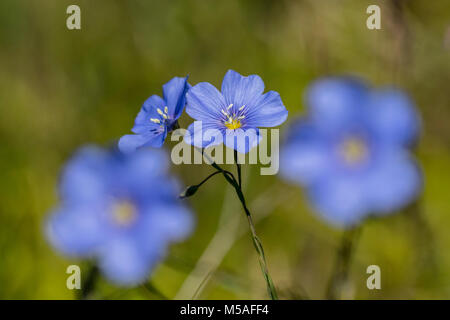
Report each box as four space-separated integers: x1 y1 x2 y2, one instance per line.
339 137 368 165
153 106 171 123
112 200 137 227
225 118 242 130
222 104 246 130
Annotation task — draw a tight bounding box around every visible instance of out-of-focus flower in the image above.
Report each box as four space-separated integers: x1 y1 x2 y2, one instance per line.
184 70 288 153
119 76 190 153
45 146 193 285
281 77 422 227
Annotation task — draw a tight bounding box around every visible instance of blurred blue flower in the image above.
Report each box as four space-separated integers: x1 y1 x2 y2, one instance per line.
46 146 193 285
281 77 422 227
184 70 288 153
119 76 190 153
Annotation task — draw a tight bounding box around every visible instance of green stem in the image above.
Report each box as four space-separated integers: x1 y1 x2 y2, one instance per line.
235 152 242 188
78 264 99 300
326 227 361 300
142 282 168 300
187 148 278 299
195 170 222 188
406 200 438 285
230 150 278 300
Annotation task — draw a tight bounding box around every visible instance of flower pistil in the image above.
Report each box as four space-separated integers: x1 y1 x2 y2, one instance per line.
112 200 137 227
222 103 246 130
339 137 368 165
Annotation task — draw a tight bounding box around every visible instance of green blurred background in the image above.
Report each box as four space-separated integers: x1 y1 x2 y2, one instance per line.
0 0 449 299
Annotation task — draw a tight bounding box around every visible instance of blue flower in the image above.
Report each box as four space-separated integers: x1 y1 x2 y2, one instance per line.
45 146 193 285
184 70 288 153
119 76 190 153
280 77 422 227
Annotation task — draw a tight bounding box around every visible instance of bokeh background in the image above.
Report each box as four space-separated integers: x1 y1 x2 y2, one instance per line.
0 0 449 299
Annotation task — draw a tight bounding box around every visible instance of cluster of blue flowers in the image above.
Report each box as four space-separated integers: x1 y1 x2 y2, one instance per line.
45 70 422 288
119 70 288 154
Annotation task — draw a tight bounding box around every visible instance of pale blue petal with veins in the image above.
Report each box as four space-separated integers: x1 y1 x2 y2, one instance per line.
184 70 288 153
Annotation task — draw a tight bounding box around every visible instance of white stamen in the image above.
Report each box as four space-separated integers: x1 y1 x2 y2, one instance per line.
164 106 169 114
150 118 161 124
157 108 164 116
227 103 233 110
239 105 245 111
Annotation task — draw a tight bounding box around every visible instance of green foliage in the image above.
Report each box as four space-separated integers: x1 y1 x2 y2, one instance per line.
0 0 449 299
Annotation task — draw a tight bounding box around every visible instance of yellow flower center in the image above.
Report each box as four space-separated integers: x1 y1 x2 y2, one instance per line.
224 118 242 130
339 137 368 165
222 103 245 130
112 201 137 227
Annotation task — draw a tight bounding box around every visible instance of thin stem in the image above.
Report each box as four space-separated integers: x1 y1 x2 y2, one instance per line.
191 270 215 300
406 200 438 284
188 147 278 299
234 150 242 188
326 227 362 300
174 183 296 300
226 150 278 300
180 168 236 199
142 282 168 300
210 162 238 186
78 264 99 300
196 170 222 188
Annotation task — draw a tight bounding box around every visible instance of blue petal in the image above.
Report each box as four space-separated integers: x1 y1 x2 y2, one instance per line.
122 148 168 179
365 150 422 215
131 123 163 136
280 141 330 187
138 203 194 244
142 94 166 113
119 134 150 154
99 236 160 286
163 76 190 119
224 128 261 154
221 70 265 108
46 205 108 257
308 175 369 227
131 109 156 134
245 90 288 127
280 120 331 186
306 77 368 132
119 149 172 199
367 89 420 147
186 82 227 121
139 131 167 148
131 95 167 134
184 121 224 148
59 146 110 204
118 131 166 154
